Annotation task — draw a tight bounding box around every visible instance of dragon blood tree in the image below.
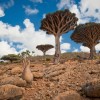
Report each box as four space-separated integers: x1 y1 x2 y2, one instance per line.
71 23 100 59
36 44 54 56
40 9 78 64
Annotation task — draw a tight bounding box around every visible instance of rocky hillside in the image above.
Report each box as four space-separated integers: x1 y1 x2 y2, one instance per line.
0 59 100 100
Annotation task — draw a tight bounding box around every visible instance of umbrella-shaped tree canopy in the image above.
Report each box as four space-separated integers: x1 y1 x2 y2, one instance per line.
40 9 78 64
36 44 54 56
71 22 100 59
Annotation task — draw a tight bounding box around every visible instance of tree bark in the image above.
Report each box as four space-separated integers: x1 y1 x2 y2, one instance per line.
43 52 46 56
89 46 96 60
54 35 61 64
10 60 13 63
43 52 46 61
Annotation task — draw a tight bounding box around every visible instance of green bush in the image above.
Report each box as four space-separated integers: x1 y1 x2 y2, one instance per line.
1 54 20 63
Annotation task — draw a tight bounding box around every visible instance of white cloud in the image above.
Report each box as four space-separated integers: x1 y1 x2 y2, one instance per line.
46 48 55 55
0 0 14 9
79 0 100 22
73 49 79 52
0 41 17 57
61 50 67 53
43 14 46 18
80 46 90 52
0 0 15 17
0 7 5 17
95 43 100 51
57 0 100 23
61 43 71 51
80 43 100 53
70 4 91 24
0 19 72 56
30 0 42 3
23 6 39 15
46 42 71 55
0 19 54 56
57 0 74 10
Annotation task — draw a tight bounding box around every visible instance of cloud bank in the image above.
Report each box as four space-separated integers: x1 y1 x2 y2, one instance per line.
0 19 71 57
57 0 100 23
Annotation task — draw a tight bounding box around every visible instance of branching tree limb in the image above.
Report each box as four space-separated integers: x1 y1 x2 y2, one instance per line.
71 22 100 59
40 9 78 64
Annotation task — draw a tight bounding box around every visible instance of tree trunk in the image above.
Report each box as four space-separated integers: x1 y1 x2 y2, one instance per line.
43 52 46 61
89 46 96 60
54 35 61 64
10 60 13 63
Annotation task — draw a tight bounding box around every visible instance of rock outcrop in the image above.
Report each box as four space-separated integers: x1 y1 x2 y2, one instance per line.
0 76 26 87
54 90 83 100
0 84 25 100
82 79 100 98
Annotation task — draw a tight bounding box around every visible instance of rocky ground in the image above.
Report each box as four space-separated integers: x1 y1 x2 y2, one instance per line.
0 59 100 100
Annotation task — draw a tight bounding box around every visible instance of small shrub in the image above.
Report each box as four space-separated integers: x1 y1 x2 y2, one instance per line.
46 58 51 62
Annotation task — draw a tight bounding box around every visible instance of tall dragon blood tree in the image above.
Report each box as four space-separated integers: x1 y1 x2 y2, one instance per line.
71 23 100 59
36 44 54 56
40 9 78 64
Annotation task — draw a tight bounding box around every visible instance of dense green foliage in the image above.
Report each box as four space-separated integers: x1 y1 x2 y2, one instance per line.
1 54 20 63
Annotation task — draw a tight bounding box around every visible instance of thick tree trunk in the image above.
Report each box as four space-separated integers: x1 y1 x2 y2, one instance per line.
54 35 61 64
43 52 46 60
43 52 46 57
89 46 96 60
10 60 13 63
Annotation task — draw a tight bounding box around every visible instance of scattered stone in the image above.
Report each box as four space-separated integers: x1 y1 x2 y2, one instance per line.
89 70 100 74
0 76 26 87
0 84 25 100
33 72 43 79
82 79 100 98
54 90 83 100
45 70 65 78
11 67 22 75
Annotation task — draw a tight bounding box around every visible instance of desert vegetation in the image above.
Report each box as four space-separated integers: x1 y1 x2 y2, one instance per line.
71 22 100 59
40 9 78 64
0 52 100 100
36 44 54 56
0 9 100 100
1 54 20 63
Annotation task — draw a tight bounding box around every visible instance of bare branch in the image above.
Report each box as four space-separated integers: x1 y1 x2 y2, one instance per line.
40 9 78 36
71 22 100 48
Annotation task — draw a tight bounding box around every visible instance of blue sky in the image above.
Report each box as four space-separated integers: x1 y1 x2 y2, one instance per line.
0 0 100 56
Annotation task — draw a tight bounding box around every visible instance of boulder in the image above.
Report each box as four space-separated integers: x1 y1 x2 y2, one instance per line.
54 90 83 100
0 84 25 100
82 79 100 98
33 72 43 79
11 67 22 75
0 76 26 87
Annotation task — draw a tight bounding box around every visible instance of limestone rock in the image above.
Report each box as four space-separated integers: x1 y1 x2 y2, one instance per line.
33 72 43 79
82 79 100 98
54 90 83 100
0 76 26 87
0 84 25 100
11 67 22 75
